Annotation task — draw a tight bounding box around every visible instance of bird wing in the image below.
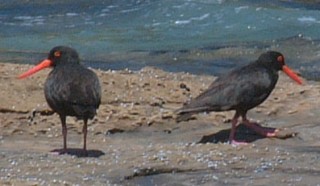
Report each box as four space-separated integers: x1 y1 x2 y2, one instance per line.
177 64 277 114
68 69 101 108
45 65 101 118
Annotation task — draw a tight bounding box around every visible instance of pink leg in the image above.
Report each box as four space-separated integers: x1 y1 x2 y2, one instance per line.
51 115 67 155
82 119 88 156
60 116 67 154
229 113 248 145
242 116 278 137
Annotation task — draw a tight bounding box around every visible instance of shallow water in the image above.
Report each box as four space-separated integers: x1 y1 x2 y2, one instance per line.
1 0 320 78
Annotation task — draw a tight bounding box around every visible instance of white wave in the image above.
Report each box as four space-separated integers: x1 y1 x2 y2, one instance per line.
234 6 249 14
298 16 320 23
66 13 78 17
120 7 140 13
175 13 210 25
193 13 210 21
14 16 33 20
175 20 191 25
13 15 45 26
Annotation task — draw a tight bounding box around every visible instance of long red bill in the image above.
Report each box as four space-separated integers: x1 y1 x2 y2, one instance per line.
18 59 53 79
282 65 303 85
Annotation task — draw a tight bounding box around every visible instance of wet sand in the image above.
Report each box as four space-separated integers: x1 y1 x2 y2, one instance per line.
1 62 320 185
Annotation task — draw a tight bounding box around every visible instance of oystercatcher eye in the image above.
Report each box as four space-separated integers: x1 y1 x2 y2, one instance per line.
54 51 61 57
277 55 284 63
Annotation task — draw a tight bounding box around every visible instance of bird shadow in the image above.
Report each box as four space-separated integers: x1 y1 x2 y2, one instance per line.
198 124 268 144
50 148 105 158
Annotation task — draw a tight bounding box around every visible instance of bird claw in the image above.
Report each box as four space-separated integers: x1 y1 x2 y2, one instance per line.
273 128 298 139
250 126 298 139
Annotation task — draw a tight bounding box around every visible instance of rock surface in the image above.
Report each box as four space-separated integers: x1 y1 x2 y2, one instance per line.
0 63 319 185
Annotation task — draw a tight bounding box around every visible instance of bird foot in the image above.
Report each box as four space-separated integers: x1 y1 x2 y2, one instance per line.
50 149 89 157
230 140 249 146
245 122 297 139
50 149 67 155
243 122 279 137
261 128 280 138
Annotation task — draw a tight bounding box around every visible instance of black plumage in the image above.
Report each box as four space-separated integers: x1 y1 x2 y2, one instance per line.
176 51 302 144
19 46 101 155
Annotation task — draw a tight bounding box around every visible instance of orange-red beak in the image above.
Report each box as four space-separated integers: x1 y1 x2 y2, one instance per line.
18 59 53 79
282 65 303 85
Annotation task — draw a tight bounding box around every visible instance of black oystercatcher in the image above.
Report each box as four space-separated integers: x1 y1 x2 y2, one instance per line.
19 46 101 155
176 51 302 145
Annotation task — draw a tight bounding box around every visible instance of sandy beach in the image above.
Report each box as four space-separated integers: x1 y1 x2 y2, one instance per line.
1 62 320 185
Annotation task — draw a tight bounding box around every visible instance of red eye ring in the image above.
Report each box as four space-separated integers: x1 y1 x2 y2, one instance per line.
277 55 284 64
54 51 61 57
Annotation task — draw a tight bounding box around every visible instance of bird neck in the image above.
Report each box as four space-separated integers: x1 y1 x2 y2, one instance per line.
255 60 280 73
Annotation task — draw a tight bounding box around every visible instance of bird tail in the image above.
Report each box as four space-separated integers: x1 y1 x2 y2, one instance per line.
175 106 210 122
73 105 97 120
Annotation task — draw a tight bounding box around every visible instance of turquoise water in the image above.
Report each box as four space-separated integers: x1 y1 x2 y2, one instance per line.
1 0 320 77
